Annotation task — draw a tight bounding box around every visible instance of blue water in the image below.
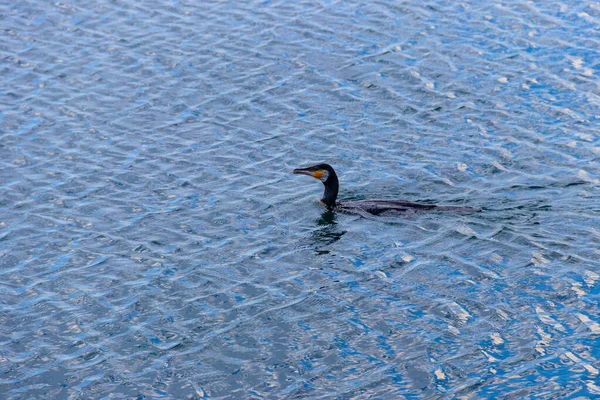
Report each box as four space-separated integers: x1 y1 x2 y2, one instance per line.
2 0 600 398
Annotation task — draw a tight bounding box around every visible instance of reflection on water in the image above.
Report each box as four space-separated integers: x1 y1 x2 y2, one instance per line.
2 0 600 398
312 210 346 254
317 210 337 227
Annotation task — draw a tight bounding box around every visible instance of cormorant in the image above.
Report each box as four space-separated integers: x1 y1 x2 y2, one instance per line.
293 163 479 216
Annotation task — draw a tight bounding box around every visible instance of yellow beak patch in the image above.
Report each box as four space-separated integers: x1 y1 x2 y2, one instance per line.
312 170 323 179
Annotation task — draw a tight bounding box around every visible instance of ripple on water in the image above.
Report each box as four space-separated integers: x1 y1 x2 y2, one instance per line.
1 0 600 398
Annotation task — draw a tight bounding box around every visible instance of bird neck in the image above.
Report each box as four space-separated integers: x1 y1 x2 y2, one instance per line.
322 173 339 209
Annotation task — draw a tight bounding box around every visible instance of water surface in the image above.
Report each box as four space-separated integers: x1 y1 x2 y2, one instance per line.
2 0 600 398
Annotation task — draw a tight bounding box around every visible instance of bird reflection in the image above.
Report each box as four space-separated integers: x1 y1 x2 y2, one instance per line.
316 210 336 226
311 210 346 254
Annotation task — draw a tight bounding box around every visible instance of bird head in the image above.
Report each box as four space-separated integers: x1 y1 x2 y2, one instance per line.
292 163 335 183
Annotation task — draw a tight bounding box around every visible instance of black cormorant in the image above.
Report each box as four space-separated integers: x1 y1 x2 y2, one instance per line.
293 163 479 216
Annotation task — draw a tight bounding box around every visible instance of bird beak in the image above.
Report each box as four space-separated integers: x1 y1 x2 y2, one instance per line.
293 168 314 176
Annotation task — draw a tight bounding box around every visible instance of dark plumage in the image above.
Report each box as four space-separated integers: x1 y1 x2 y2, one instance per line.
293 163 479 216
